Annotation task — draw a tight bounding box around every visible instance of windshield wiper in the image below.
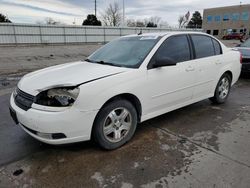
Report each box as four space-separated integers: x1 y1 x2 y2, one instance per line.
85 59 122 67
95 60 122 67
85 58 95 63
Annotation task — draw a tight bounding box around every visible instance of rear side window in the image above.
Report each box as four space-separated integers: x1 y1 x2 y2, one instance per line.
191 35 215 59
153 35 191 63
212 39 222 55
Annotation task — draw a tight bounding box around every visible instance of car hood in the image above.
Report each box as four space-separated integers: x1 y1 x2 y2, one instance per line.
18 61 129 95
236 47 250 58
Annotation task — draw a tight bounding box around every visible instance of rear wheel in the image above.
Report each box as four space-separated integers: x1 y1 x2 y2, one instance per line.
210 73 232 104
92 99 138 150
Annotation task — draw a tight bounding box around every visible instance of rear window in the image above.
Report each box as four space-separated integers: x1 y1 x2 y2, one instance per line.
191 35 215 59
212 39 222 55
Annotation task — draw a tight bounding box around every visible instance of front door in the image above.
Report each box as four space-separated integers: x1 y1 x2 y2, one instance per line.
144 34 196 116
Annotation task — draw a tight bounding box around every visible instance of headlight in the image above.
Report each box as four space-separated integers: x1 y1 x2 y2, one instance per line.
35 87 80 107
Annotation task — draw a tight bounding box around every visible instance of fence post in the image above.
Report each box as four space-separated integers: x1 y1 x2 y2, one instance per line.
103 27 106 44
63 26 66 44
120 28 122 36
84 27 87 43
12 24 17 45
39 25 42 44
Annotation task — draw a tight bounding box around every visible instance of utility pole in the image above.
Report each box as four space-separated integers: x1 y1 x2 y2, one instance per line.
122 0 125 26
94 0 97 17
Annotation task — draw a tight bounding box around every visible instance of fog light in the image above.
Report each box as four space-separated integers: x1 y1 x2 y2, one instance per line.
37 132 53 139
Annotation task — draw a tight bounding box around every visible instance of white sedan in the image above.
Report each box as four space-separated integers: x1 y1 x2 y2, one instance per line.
9 32 241 150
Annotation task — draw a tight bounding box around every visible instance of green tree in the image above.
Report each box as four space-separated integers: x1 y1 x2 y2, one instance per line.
0 13 11 23
146 22 157 27
187 11 202 28
82 14 102 26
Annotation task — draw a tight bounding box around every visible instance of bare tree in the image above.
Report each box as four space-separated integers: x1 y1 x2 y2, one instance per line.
136 20 145 27
127 19 136 27
178 11 190 28
45 17 62 25
178 15 188 28
159 21 170 28
102 2 122 26
143 16 161 28
148 16 161 26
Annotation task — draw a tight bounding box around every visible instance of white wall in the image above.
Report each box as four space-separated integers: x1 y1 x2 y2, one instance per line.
0 23 201 45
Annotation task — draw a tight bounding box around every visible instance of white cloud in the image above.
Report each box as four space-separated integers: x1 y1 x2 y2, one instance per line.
0 3 84 24
0 0 247 26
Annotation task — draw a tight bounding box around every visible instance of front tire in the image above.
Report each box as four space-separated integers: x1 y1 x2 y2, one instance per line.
210 73 232 104
92 99 138 150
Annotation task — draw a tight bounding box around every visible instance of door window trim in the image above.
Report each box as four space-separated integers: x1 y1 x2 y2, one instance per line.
188 34 222 59
147 34 193 70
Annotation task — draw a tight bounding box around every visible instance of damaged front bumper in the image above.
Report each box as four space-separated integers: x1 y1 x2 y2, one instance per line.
9 93 98 145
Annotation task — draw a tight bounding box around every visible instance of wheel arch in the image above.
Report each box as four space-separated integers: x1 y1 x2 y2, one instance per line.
90 93 142 141
99 93 142 123
224 70 233 83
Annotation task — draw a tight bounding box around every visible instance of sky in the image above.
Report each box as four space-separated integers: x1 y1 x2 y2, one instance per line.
0 0 247 26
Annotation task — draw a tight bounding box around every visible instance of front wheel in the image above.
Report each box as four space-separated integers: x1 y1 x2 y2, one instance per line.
92 99 138 150
210 73 232 104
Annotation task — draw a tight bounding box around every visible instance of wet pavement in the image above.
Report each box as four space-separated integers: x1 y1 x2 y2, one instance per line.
0 78 250 187
0 41 249 187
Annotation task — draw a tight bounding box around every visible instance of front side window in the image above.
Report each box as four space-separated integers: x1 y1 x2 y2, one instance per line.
150 35 191 66
191 35 215 59
88 36 160 68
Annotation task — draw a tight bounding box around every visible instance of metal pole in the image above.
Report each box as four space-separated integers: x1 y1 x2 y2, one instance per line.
95 0 96 16
122 0 125 26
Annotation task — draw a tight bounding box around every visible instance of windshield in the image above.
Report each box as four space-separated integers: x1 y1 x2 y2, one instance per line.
241 38 250 47
87 36 161 68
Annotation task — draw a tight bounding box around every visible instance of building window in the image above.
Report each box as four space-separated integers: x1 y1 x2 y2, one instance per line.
223 14 229 21
207 30 211 34
214 15 221 22
241 12 249 21
207 15 213 22
232 13 240 21
213 30 219 36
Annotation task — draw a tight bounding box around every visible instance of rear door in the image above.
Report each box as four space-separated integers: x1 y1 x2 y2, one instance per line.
190 34 223 99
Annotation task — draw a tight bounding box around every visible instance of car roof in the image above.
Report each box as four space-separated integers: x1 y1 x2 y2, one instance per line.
123 31 207 38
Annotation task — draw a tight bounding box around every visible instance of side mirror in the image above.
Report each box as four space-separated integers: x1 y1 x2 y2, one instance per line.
153 57 177 68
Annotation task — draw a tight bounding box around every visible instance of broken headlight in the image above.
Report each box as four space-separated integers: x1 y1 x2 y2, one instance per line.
35 87 80 107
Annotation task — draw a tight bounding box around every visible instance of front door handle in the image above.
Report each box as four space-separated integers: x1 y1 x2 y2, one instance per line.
186 66 195 72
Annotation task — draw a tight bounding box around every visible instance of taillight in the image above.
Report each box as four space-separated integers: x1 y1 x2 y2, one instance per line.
240 52 243 64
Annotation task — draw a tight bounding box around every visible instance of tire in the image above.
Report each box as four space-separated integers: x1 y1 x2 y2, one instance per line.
92 99 138 150
210 73 232 104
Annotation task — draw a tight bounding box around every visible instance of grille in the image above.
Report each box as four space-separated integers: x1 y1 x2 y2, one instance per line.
14 88 35 111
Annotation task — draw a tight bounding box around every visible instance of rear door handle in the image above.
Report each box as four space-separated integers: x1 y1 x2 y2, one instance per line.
186 66 195 72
